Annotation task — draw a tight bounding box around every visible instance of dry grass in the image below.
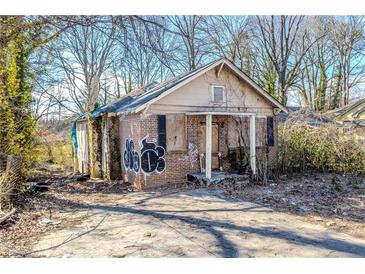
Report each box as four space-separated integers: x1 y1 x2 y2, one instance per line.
211 172 365 238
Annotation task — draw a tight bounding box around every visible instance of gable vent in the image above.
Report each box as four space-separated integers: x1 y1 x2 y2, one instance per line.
212 86 225 103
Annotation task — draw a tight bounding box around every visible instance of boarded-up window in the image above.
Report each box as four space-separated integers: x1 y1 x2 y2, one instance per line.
267 117 274 146
166 114 186 152
157 115 166 150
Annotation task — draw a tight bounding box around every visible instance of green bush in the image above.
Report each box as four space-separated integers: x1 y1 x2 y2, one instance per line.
279 124 365 174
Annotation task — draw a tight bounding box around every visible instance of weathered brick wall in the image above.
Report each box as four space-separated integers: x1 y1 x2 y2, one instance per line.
102 115 122 180
120 114 201 190
119 113 279 189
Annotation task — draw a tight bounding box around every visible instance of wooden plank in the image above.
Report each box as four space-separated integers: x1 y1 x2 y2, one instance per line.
250 115 256 176
205 114 212 179
76 122 89 174
166 114 186 151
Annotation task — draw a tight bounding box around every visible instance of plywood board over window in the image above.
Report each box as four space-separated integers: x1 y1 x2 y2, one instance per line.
166 114 187 152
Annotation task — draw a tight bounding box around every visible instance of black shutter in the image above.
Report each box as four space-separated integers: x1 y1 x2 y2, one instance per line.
157 115 166 150
267 117 274 146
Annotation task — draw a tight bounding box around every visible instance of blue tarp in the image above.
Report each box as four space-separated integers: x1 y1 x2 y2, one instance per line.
70 121 78 157
74 96 135 123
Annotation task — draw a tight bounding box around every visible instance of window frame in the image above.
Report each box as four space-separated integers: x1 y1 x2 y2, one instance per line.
211 85 226 104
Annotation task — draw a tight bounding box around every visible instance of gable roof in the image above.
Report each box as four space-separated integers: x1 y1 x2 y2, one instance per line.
78 58 287 121
122 58 288 114
326 98 365 120
118 60 218 114
279 106 301 123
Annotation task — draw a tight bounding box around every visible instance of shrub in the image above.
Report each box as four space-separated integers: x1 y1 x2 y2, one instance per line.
32 134 74 171
279 124 365 174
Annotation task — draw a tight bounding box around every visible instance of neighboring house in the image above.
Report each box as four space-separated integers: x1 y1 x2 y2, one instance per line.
325 99 365 147
326 98 365 127
72 58 287 190
280 107 333 126
278 106 300 123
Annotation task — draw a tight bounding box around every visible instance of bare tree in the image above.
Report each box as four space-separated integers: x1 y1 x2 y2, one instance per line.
167 16 210 71
49 16 116 113
295 17 335 110
29 15 365 122
202 16 253 71
48 16 117 177
328 16 365 107
255 16 322 105
116 17 167 90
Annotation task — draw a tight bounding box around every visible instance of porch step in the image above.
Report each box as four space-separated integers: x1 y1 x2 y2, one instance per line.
187 171 250 186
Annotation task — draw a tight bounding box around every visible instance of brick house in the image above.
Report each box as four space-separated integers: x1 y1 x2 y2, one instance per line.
72 58 287 189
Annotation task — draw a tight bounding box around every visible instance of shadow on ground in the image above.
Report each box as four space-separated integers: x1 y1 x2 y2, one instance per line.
37 190 365 258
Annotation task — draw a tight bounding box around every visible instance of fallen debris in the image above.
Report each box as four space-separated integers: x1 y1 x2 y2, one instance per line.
76 175 88 182
28 182 50 192
326 221 336 227
38 218 62 226
0 208 16 226
144 231 152 237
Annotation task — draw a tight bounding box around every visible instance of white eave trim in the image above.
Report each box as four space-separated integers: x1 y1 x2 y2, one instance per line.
222 60 288 114
186 112 257 116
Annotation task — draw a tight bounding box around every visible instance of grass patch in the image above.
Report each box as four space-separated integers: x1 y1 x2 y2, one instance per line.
32 136 73 171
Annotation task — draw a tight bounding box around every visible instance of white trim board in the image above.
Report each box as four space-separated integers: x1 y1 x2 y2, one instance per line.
186 112 257 116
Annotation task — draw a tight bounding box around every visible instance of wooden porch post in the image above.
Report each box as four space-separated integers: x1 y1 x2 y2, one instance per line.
250 115 256 176
205 114 212 179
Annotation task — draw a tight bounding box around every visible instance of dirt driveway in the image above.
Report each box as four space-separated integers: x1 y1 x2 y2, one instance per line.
30 188 365 258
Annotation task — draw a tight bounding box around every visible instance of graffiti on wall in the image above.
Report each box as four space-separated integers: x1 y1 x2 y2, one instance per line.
140 137 166 174
123 136 166 175
179 143 199 168
123 139 140 173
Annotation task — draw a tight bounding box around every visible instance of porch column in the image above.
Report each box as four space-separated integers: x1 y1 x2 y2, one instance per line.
250 115 256 176
205 114 212 179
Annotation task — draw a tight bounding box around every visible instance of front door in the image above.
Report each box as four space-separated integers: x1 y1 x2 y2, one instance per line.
199 123 219 169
